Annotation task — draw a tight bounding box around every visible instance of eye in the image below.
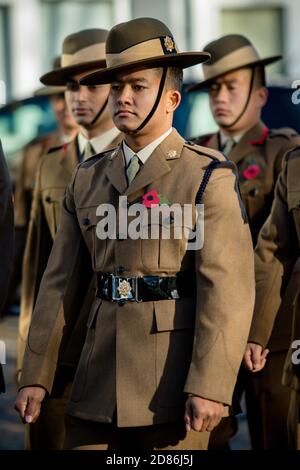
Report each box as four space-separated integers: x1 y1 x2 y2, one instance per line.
133 85 145 91
111 84 121 91
87 85 97 92
66 81 80 92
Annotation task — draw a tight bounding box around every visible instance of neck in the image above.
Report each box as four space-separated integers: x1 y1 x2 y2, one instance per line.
80 118 115 140
220 118 261 139
124 126 172 153
59 124 78 140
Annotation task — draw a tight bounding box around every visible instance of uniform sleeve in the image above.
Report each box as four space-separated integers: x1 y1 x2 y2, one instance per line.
184 162 255 405
17 159 52 372
0 140 14 313
19 167 88 393
248 156 299 347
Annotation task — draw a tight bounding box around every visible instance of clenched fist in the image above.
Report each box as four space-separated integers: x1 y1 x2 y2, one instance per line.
14 386 46 423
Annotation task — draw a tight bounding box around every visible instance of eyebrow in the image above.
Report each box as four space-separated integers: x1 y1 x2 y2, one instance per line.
113 76 149 84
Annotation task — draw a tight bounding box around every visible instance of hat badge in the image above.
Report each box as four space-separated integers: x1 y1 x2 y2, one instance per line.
164 36 175 53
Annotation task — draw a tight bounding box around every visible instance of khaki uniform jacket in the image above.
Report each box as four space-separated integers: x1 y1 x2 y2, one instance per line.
17 132 122 374
20 129 255 426
249 146 300 389
0 140 14 392
194 121 300 352
14 131 62 229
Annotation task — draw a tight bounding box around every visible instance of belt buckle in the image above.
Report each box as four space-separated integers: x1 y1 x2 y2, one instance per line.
111 275 138 301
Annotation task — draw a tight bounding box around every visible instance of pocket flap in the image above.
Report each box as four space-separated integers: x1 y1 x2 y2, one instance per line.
154 298 195 332
76 206 99 231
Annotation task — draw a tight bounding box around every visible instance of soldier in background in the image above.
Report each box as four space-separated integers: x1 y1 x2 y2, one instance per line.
2 57 78 317
0 140 14 392
189 34 300 449
17 28 121 450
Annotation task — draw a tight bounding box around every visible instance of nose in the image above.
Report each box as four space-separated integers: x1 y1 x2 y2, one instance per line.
215 84 229 103
75 85 89 102
117 84 132 105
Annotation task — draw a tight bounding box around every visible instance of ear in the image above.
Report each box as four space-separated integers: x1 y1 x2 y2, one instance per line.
166 90 181 113
255 86 268 108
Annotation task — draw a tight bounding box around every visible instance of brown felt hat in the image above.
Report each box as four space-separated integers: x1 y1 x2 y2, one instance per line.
34 57 66 96
188 34 281 92
80 17 210 86
40 29 108 86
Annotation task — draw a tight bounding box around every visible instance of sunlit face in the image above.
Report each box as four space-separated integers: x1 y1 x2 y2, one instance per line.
109 68 177 136
65 70 110 128
208 68 263 132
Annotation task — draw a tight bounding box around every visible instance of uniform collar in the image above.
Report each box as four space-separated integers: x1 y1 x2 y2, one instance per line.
123 127 173 167
78 127 120 155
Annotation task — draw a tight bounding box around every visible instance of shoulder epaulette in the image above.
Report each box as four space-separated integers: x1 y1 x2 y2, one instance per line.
269 127 299 140
184 141 227 162
191 133 215 147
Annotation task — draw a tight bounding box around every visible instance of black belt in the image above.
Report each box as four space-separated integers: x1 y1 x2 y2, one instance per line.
96 273 194 303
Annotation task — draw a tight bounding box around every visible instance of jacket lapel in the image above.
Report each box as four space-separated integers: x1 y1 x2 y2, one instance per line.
125 129 184 200
59 137 80 178
105 144 127 195
229 121 267 165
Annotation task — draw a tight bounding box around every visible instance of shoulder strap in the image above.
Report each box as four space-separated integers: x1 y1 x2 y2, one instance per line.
195 161 220 204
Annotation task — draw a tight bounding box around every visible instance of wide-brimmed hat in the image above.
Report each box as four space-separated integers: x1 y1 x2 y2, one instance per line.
188 34 281 92
34 56 66 96
40 29 108 86
80 17 210 86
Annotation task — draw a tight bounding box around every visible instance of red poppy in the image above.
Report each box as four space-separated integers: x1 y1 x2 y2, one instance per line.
142 189 160 208
243 164 261 180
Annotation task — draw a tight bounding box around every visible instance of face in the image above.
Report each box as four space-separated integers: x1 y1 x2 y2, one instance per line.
49 93 77 131
65 70 111 128
109 68 180 137
208 68 266 132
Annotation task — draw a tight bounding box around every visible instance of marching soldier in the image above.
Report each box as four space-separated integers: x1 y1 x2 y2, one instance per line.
3 58 78 316
189 34 300 449
17 29 121 450
15 18 254 450
0 140 14 392
243 146 300 449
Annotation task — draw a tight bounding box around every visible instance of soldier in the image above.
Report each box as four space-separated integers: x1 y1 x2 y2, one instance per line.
3 58 78 317
189 34 300 449
17 29 121 450
0 140 14 392
243 146 300 449
15 18 254 450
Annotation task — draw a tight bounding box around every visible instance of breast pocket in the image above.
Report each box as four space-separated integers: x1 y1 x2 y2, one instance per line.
141 208 194 272
42 187 66 238
77 206 107 271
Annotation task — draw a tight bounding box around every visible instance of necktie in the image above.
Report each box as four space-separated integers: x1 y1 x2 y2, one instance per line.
83 141 96 161
221 138 236 157
126 154 141 185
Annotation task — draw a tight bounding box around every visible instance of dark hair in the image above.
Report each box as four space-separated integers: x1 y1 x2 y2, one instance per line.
165 67 183 91
253 66 266 88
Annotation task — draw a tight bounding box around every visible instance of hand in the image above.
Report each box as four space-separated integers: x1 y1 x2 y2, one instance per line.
184 395 224 432
14 386 46 423
243 342 269 372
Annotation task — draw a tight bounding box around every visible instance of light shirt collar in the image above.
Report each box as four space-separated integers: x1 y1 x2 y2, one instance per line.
78 127 120 156
123 127 173 167
219 131 243 148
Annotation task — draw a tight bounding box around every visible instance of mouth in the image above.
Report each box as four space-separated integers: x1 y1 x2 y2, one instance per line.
115 109 136 118
73 107 89 116
215 109 229 117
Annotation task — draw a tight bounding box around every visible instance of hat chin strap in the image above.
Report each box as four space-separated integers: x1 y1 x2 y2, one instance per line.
85 97 109 129
125 68 168 135
221 68 255 130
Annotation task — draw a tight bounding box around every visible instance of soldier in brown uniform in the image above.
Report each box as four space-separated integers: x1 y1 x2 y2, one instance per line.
17 29 121 450
243 146 300 449
4 59 78 316
0 140 14 391
189 34 300 449
15 18 254 451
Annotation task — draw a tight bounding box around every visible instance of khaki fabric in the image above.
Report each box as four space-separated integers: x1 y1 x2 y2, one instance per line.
20 129 254 428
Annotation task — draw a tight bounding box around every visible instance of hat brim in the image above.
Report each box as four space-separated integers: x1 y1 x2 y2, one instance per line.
187 55 282 92
40 59 107 86
34 85 66 96
80 52 211 86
